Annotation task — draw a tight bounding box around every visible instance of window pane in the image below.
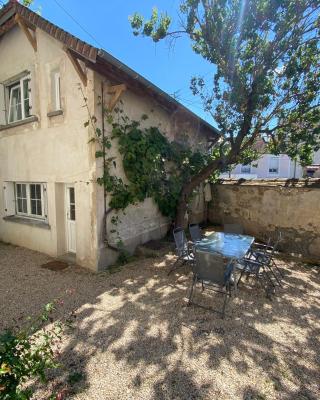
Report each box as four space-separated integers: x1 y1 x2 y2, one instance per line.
21 184 27 198
9 86 22 122
36 184 41 198
17 198 23 213
22 199 27 213
37 200 42 215
69 187 75 204
70 204 75 221
16 184 21 198
17 198 27 214
31 199 37 215
30 184 42 216
23 78 31 117
30 184 41 200
16 184 27 213
30 184 35 198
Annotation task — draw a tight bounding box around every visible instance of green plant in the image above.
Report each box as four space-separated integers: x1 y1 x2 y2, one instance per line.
0 303 64 400
131 0 320 225
87 110 213 220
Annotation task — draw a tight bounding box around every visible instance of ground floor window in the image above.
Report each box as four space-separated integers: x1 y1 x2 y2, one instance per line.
15 182 46 219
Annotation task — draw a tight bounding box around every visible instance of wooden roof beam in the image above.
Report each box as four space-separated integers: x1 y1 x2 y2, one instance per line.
108 84 126 111
15 14 36 51
65 47 87 87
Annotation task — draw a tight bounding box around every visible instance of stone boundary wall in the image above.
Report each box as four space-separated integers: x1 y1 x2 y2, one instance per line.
208 179 320 262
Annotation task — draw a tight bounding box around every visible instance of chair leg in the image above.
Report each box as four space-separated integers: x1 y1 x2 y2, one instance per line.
187 275 197 305
267 264 282 287
272 259 284 279
237 269 245 286
221 290 228 319
168 256 184 275
262 266 276 288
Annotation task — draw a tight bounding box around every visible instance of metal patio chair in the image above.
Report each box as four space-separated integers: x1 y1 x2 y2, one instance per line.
224 223 244 234
248 231 284 286
187 248 236 318
235 257 276 297
189 223 202 243
168 227 194 275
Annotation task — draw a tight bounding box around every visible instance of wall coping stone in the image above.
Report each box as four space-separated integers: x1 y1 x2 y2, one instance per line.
216 178 320 189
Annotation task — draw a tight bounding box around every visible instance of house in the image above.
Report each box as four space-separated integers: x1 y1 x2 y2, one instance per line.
221 153 304 180
0 1 219 270
304 150 320 177
220 141 320 180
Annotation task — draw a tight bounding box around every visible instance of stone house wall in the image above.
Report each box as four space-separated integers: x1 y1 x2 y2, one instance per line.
208 180 320 262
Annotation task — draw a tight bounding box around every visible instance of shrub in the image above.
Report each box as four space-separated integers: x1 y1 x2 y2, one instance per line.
0 303 64 400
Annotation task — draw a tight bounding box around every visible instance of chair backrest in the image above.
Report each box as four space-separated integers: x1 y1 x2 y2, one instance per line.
189 223 202 243
173 227 188 257
224 223 244 234
270 231 283 254
193 249 233 285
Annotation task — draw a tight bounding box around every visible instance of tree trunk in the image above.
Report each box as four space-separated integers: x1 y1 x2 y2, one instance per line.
175 158 222 227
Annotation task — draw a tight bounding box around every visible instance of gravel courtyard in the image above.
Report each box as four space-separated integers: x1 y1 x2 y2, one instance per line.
0 242 319 400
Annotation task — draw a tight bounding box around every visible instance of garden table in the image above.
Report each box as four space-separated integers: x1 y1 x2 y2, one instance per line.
195 231 255 260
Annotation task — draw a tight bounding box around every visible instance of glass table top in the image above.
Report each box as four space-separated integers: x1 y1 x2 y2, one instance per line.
195 232 255 259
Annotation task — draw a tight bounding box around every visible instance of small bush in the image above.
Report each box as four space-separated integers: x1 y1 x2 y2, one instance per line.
0 302 64 400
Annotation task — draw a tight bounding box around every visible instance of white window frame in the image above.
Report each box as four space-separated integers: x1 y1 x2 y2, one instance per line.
241 164 251 174
7 74 32 123
14 182 46 220
268 156 280 175
54 72 61 111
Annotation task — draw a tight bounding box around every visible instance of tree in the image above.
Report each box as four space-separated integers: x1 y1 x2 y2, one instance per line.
130 0 320 226
0 1 34 9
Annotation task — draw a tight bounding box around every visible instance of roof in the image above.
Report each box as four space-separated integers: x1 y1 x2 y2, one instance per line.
0 0 219 138
306 165 320 171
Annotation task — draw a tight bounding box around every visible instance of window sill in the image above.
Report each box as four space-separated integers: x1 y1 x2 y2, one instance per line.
0 116 39 131
47 109 63 118
3 215 50 230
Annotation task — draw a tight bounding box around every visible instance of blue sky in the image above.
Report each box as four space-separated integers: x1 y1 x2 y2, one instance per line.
27 0 215 126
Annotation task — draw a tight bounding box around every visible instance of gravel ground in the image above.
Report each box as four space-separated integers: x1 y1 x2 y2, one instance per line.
0 242 319 400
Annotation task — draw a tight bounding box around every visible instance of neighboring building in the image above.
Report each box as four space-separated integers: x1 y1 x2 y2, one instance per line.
221 146 320 180
305 150 320 177
221 153 304 180
0 1 218 270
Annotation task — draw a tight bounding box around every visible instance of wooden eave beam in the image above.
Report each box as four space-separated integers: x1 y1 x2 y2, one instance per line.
108 84 126 111
15 14 37 51
64 47 87 87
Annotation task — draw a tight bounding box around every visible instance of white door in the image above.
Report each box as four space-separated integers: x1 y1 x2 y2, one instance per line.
66 185 76 253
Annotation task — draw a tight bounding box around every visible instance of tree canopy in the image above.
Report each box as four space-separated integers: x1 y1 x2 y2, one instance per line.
130 0 320 167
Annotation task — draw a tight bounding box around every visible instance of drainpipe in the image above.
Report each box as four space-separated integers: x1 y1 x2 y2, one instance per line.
293 159 297 179
101 81 118 252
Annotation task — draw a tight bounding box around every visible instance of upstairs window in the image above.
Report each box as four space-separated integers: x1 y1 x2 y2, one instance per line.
8 75 31 123
241 164 251 174
0 72 32 126
269 157 280 174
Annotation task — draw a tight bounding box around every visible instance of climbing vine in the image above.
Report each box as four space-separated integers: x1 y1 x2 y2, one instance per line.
91 109 212 219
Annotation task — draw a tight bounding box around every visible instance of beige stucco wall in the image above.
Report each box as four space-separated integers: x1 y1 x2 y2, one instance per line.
0 26 99 269
208 180 320 261
0 24 211 271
